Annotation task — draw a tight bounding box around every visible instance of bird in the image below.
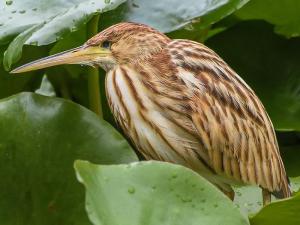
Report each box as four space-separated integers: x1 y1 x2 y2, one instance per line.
11 22 291 205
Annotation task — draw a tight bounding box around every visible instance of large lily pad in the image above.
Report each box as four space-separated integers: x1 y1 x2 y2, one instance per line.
75 160 249 225
206 21 300 131
100 0 249 32
0 93 137 225
1 0 125 70
235 0 300 38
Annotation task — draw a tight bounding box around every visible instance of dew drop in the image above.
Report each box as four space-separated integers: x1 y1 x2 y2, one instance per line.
11 10 16 13
151 185 156 190
213 204 218 208
172 173 178 179
29 41 38 46
201 199 206 203
6 0 13 5
0 23 3 26
70 26 77 32
181 196 192 203
19 10 26 14
104 0 110 3
32 8 37 11
91 1 95 4
125 164 132 169
128 187 135 194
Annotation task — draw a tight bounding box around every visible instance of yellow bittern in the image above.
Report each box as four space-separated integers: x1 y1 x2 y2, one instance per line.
12 22 291 205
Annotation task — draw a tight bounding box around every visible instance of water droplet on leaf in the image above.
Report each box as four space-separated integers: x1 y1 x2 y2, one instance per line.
29 41 38 46
6 0 13 5
11 10 16 13
105 0 110 3
71 26 77 32
19 10 26 14
128 187 135 194
32 8 37 11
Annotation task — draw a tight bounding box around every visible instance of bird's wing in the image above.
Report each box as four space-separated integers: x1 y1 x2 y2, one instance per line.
167 39 289 196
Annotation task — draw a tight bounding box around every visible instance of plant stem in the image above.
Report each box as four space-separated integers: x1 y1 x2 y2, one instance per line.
87 14 102 117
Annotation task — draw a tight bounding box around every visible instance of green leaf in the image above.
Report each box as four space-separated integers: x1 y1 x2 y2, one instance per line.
0 45 49 99
235 0 300 38
3 24 42 70
75 160 249 225
0 0 126 69
250 191 300 225
0 92 137 225
206 21 300 131
35 75 56 97
101 0 249 33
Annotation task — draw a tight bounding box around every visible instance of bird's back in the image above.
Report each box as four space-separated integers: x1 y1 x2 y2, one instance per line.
164 39 290 197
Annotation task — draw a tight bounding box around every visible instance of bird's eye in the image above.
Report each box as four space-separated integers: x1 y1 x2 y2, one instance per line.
102 41 111 49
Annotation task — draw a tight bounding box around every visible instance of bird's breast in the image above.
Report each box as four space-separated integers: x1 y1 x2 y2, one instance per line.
105 66 210 171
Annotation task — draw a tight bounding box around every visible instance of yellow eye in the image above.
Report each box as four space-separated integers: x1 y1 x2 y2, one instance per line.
102 41 111 49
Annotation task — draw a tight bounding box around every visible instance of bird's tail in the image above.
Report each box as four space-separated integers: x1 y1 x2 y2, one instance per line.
272 175 291 199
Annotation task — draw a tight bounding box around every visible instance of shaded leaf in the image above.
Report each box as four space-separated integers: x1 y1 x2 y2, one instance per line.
0 93 137 225
75 160 249 225
0 45 48 99
235 0 300 38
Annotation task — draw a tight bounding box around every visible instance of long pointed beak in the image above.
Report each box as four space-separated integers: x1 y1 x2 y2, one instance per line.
11 45 111 73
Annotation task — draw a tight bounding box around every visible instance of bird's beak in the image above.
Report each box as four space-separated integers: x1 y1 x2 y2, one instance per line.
10 45 111 73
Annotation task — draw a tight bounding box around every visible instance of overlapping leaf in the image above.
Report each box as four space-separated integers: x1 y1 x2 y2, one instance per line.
101 0 249 32
75 160 249 225
0 93 137 225
235 0 300 38
250 190 300 225
0 0 126 70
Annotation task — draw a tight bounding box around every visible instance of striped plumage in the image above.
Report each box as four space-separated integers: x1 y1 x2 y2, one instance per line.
12 22 291 204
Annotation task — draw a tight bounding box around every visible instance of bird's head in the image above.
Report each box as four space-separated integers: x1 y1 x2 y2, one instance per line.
11 22 170 73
